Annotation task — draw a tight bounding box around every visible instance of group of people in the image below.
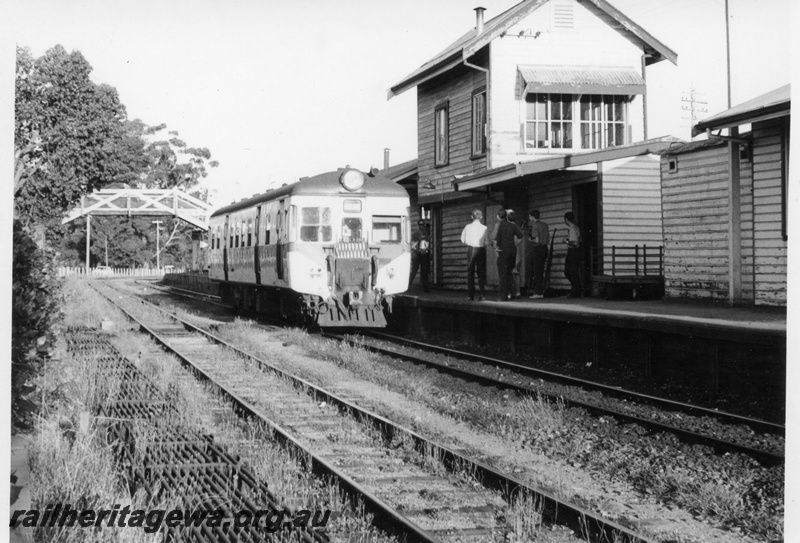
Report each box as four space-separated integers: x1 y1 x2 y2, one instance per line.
409 209 583 300
459 208 582 301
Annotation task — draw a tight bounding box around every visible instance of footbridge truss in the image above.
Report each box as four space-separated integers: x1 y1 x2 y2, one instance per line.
62 188 214 230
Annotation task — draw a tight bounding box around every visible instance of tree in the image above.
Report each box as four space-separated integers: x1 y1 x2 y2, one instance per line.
14 45 141 225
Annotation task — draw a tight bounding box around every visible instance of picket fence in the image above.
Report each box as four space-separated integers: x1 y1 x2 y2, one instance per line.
57 267 186 278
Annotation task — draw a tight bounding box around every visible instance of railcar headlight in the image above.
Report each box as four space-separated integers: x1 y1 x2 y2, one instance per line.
339 169 365 192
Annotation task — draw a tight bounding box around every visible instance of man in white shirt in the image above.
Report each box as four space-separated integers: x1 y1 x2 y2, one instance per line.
460 209 488 301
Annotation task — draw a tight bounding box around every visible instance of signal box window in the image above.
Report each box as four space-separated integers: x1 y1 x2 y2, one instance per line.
434 102 449 166
342 218 362 242
472 89 487 156
373 216 402 244
300 207 332 242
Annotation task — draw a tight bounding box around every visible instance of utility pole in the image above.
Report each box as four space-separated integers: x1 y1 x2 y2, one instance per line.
152 220 163 269
681 84 708 139
85 214 91 274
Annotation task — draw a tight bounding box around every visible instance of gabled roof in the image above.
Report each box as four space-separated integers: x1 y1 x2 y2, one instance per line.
388 0 677 99
693 84 791 136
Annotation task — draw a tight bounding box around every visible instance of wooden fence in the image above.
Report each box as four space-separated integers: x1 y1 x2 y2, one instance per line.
57 267 186 278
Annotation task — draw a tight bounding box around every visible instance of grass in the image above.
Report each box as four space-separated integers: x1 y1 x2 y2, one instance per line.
191 320 784 542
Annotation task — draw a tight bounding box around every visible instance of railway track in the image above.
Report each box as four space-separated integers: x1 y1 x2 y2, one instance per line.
146 280 784 467
65 328 329 543
336 331 784 467
93 281 653 542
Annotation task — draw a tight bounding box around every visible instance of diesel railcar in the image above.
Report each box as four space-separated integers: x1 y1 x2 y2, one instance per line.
206 167 410 327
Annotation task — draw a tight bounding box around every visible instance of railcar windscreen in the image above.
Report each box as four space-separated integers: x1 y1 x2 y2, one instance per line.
300 207 332 242
372 216 402 243
342 218 362 242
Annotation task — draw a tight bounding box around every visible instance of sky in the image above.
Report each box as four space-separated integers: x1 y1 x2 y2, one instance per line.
5 0 794 208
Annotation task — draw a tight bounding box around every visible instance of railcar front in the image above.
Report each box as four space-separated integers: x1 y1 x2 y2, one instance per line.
285 168 410 326
207 168 410 327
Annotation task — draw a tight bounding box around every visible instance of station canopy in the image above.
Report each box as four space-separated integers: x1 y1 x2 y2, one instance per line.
62 188 214 230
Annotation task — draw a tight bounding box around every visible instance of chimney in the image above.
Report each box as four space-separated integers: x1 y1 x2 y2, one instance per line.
384 148 390 170
475 7 486 34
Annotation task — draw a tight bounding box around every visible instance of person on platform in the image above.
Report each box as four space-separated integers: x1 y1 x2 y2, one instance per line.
460 209 487 301
507 210 523 298
409 220 431 292
527 210 549 299
491 210 523 301
563 212 582 298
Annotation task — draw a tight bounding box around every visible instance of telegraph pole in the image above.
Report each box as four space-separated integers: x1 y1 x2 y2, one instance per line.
152 220 163 269
681 84 708 139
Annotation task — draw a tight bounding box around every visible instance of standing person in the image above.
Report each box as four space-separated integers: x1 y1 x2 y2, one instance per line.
507 210 522 298
563 212 582 298
527 210 549 299
409 220 431 292
460 209 487 301
491 210 523 301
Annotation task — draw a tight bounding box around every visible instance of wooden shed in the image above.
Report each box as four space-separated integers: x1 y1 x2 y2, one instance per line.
661 84 789 306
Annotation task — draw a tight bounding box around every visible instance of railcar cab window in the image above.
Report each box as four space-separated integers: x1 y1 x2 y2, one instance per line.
300 207 332 242
524 93 629 150
372 216 402 243
341 218 362 242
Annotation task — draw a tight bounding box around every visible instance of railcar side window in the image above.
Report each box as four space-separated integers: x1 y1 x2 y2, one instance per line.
247 220 253 246
341 218 362 242
300 207 332 242
372 216 402 243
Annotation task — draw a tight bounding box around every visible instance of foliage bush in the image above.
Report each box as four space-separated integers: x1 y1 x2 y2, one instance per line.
12 220 64 430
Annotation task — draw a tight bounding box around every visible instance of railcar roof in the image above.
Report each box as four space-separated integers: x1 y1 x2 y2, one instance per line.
210 169 409 217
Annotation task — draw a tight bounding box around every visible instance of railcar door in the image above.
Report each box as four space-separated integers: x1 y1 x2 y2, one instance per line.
276 200 285 280
223 215 230 282
254 206 262 285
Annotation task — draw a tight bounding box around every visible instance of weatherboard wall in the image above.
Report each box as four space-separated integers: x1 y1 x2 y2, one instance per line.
660 142 755 303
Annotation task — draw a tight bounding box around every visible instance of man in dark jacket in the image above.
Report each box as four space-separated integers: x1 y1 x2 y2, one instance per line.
491 210 523 301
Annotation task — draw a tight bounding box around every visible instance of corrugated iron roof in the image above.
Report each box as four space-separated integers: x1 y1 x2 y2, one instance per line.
693 84 790 135
518 66 646 95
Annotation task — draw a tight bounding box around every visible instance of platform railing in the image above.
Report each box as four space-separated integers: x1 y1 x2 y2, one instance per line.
590 245 663 278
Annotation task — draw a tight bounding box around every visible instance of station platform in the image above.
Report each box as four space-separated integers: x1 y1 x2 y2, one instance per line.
389 286 786 414
395 285 786 340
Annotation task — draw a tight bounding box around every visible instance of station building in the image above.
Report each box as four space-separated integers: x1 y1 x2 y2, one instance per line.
387 0 679 295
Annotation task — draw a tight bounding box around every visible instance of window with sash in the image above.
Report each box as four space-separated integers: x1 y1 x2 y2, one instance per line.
524 93 629 150
472 89 486 156
434 102 449 166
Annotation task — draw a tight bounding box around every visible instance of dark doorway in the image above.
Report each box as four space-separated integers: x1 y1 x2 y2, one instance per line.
573 182 598 293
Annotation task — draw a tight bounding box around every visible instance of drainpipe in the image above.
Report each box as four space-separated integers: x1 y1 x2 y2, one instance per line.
641 53 650 140
464 8 490 170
